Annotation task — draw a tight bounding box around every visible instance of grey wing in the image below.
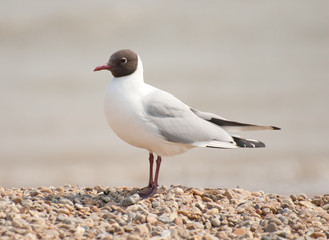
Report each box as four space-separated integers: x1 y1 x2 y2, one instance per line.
190 108 280 132
142 90 234 147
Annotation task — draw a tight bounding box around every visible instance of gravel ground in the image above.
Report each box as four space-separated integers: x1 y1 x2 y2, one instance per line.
0 185 328 240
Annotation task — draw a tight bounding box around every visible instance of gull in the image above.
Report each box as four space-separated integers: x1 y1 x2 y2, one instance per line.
94 49 280 198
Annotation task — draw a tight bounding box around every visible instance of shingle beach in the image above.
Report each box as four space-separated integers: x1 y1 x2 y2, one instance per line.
0 185 328 239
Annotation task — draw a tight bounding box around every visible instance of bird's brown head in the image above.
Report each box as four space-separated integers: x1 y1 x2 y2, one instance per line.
94 49 138 77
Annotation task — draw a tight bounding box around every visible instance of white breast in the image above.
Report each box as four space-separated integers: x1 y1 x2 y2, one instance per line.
104 63 193 156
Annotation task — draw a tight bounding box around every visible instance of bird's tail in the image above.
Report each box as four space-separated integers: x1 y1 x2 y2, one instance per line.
198 136 265 149
232 136 265 148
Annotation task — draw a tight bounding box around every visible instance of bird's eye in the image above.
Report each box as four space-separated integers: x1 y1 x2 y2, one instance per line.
120 57 128 64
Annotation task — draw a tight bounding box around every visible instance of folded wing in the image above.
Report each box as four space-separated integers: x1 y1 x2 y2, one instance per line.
143 90 235 147
190 108 280 132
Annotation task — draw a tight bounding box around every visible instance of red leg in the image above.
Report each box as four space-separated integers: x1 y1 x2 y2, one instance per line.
154 156 162 187
138 153 162 199
148 153 154 187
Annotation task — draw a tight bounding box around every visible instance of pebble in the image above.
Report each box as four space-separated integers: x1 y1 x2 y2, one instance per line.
322 203 329 210
265 222 278 232
127 234 143 240
205 220 212 229
203 233 219 240
100 195 111 203
74 203 83 210
299 200 315 209
161 230 171 238
223 189 234 200
174 217 183 226
59 198 73 206
261 235 272 240
175 188 184 195
262 207 272 215
233 228 247 235
122 194 141 206
206 208 219 215
269 217 283 226
38 186 52 194
192 189 204 196
151 201 160 208
216 232 228 239
12 218 29 229
298 194 307 200
210 217 221 227
206 202 222 211
0 185 327 239
124 225 134 233
310 232 326 238
134 213 146 223
57 208 70 215
74 226 85 238
279 200 290 210
134 224 149 237
158 213 174 223
12 197 23 204
146 214 158 225
251 192 263 197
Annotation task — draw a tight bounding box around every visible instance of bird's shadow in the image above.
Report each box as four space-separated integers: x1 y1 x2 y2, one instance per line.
41 186 141 210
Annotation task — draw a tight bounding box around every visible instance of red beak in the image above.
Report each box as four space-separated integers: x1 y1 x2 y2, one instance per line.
94 64 111 72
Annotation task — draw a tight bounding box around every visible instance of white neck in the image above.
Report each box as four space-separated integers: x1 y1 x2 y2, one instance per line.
111 56 144 88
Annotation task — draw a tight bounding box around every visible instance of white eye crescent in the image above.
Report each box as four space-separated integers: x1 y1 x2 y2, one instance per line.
120 57 128 64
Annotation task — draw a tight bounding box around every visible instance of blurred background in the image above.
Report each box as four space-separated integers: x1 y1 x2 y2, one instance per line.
1 0 328 195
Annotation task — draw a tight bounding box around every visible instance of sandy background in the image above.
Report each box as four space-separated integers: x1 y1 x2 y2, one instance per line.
0 0 328 195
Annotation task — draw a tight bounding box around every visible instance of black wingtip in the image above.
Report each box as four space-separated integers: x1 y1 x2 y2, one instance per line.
232 136 266 148
272 126 281 130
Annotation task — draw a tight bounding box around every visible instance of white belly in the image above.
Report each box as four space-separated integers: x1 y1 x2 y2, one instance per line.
104 82 193 156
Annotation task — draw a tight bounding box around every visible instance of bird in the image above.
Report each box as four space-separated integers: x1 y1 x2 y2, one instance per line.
94 49 280 198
